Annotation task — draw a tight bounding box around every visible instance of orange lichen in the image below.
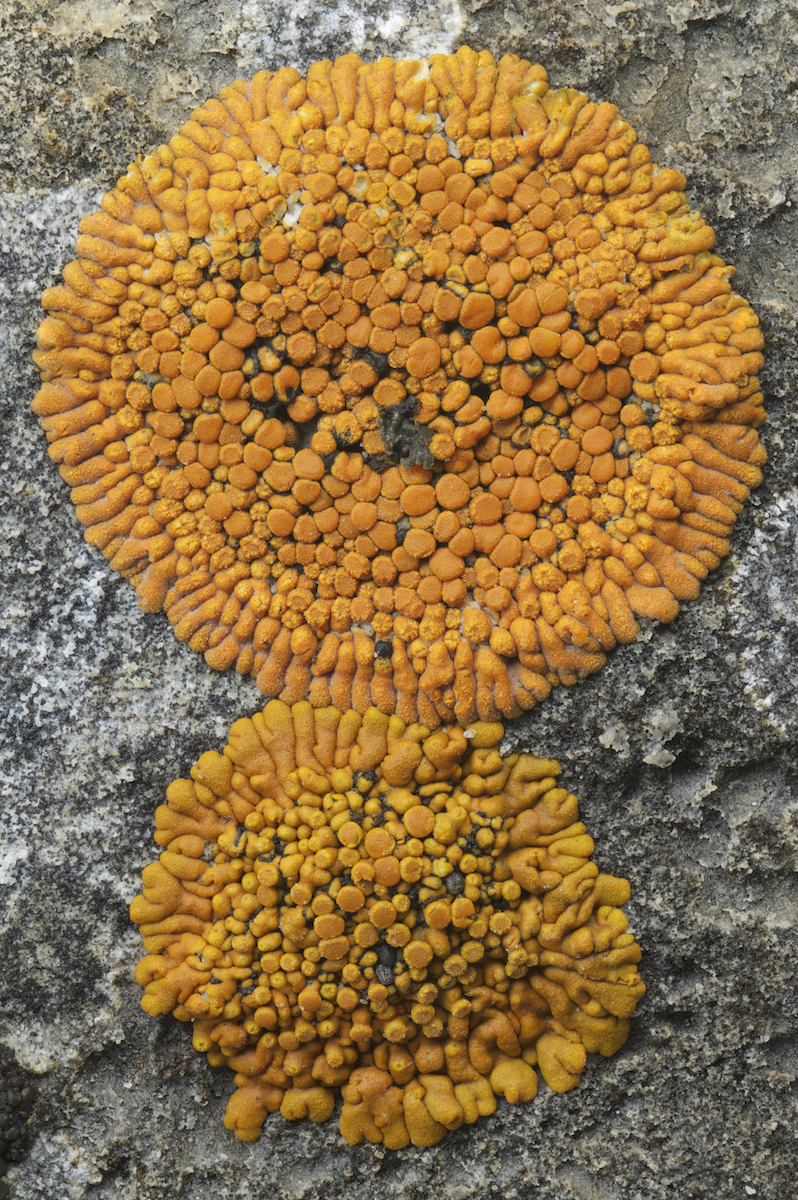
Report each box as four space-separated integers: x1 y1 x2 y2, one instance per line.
130 700 645 1146
33 48 766 726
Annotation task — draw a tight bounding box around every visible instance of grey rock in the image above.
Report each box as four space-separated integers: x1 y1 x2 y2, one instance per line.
1 2 796 1197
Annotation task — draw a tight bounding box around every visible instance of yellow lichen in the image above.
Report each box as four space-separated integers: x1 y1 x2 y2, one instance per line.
130 699 645 1146
33 47 766 726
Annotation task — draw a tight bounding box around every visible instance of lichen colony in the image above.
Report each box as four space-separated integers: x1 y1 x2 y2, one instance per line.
33 45 766 1147
131 703 645 1145
32 47 766 728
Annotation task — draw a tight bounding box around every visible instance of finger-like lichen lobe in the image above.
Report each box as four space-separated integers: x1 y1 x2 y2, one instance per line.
33 48 766 727
130 700 645 1146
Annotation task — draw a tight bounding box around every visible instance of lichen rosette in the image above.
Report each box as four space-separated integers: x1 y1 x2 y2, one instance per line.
130 700 645 1146
33 48 766 729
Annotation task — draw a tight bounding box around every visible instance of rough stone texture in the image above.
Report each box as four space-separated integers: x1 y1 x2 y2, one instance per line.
1 1 796 1197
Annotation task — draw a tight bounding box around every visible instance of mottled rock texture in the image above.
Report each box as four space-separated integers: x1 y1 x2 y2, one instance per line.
1 2 796 1198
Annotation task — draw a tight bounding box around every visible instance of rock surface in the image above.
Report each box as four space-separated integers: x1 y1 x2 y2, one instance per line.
1 2 796 1197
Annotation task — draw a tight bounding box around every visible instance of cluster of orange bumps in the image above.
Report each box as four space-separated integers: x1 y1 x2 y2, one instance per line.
132 701 644 1146
34 47 765 1146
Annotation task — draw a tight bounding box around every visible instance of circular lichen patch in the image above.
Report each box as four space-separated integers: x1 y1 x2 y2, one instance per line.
130 699 645 1145
34 48 767 727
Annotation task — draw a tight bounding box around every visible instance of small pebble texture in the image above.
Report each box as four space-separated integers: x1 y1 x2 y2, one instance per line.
1 2 796 1198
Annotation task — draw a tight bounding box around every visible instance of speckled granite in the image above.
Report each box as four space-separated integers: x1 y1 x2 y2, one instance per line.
1 2 796 1197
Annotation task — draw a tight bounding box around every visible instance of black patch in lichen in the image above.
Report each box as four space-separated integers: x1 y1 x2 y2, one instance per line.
377 395 434 469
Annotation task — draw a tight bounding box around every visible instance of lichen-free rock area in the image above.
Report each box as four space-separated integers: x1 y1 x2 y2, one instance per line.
1 2 796 1198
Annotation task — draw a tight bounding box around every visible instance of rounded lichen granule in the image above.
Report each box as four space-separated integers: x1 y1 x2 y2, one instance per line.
130 699 645 1146
33 47 767 728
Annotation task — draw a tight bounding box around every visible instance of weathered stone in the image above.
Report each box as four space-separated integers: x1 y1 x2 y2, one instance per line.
1 2 796 1198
